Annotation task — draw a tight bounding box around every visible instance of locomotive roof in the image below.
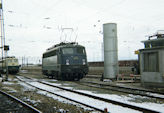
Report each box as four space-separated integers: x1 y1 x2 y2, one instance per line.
43 42 84 54
0 56 17 60
0 57 18 61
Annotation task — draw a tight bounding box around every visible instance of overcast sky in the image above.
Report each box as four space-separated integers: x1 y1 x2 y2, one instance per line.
1 0 164 62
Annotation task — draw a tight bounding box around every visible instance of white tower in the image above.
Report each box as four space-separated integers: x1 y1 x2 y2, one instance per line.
103 23 119 79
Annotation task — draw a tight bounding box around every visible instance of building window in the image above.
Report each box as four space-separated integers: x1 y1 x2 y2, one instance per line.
144 52 159 72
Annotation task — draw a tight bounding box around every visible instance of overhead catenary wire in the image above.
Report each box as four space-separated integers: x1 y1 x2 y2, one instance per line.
3 0 164 62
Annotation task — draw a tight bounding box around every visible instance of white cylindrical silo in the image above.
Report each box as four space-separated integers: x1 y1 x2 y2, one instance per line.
103 23 119 79
101 42 104 61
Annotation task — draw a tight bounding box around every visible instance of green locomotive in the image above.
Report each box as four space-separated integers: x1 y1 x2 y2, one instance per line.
42 42 88 80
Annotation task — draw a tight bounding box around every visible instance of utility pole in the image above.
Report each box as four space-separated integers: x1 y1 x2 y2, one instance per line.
0 1 4 66
0 2 2 80
21 56 26 67
0 0 8 81
4 45 9 81
26 57 28 67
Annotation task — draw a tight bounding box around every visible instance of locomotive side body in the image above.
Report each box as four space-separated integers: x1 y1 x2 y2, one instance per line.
42 47 59 77
42 42 88 80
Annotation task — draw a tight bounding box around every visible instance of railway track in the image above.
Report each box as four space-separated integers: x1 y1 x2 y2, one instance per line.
16 75 160 113
16 76 104 112
75 81 164 100
0 89 42 113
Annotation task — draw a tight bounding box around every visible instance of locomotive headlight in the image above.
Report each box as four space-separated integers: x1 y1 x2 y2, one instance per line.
82 59 86 65
66 59 70 65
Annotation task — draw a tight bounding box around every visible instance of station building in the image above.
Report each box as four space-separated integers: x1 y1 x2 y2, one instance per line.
139 31 164 87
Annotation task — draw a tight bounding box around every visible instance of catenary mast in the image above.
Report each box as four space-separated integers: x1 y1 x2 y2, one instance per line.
0 0 9 81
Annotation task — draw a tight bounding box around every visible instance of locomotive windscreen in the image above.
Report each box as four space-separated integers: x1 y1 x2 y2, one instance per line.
62 47 85 55
62 48 74 54
77 47 85 54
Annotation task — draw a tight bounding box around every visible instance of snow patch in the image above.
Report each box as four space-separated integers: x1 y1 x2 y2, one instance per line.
146 92 164 98
37 90 94 111
17 78 164 113
23 97 41 106
76 89 164 113
2 81 15 85
2 87 17 93
29 82 140 113
41 82 164 113
18 81 36 91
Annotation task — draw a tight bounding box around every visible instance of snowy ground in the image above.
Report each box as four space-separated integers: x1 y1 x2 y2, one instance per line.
14 76 164 113
42 81 164 113
2 75 164 113
19 81 139 113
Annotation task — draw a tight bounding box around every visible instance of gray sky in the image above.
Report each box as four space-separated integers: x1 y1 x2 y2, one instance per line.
1 0 164 62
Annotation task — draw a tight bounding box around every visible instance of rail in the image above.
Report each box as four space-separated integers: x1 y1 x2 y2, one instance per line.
16 76 104 112
0 89 42 113
77 81 164 100
17 76 160 113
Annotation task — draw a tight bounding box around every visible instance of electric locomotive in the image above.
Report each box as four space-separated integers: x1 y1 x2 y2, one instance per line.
42 42 88 80
0 56 20 74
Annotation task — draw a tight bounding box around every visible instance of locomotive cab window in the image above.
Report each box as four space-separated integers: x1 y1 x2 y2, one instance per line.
62 48 74 54
14 59 18 62
7 59 12 63
77 47 85 54
43 50 57 58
